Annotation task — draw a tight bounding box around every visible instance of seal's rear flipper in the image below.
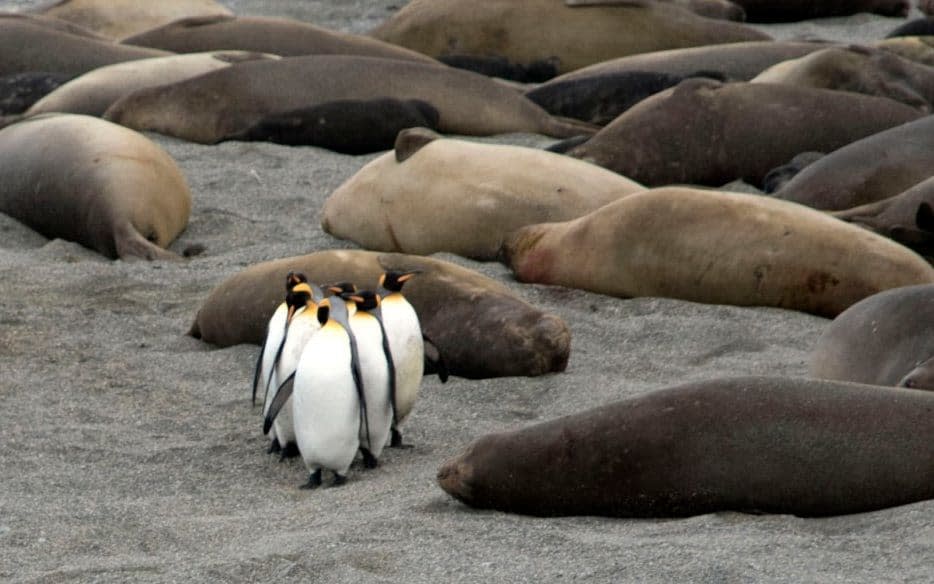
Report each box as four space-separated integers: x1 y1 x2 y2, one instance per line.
115 223 183 261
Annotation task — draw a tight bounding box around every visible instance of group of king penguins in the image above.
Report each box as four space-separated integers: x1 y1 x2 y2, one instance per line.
253 269 446 489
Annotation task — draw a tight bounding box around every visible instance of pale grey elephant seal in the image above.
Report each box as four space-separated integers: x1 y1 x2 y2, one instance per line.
774 115 934 210
0 114 191 260
562 79 921 187
733 0 908 22
123 14 437 65
321 128 644 259
810 284 934 390
103 55 596 145
370 0 769 79
188 250 570 379
438 376 934 517
501 187 934 317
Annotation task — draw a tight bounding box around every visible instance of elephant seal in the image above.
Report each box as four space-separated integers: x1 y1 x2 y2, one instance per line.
370 0 769 79
123 14 438 64
0 114 191 260
188 250 571 379
809 284 934 389
562 79 921 188
501 187 934 317
437 376 934 517
731 0 908 22
886 17 934 39
321 128 644 259
899 356 934 389
751 45 934 112
0 72 73 115
102 55 596 145
26 51 278 117
569 0 746 21
0 14 169 77
831 177 934 257
761 151 824 194
774 115 934 211
31 0 232 40
874 36 934 67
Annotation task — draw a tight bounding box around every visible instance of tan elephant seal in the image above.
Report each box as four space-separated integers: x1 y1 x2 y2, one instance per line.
874 36 934 67
501 187 934 317
26 51 278 117
0 114 191 260
438 376 934 517
32 0 233 40
321 128 644 260
102 55 596 145
370 0 769 79
188 250 571 379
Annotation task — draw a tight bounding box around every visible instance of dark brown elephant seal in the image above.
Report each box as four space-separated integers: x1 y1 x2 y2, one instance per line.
562 79 921 188
0 114 191 260
123 14 438 64
103 55 596 145
438 376 934 517
731 0 908 22
32 0 232 40
501 187 934 317
370 0 769 79
0 13 169 77
774 115 934 211
0 72 73 115
188 250 570 379
809 284 934 390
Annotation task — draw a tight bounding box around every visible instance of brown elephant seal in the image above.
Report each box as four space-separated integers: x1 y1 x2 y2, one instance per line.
731 0 908 22
809 284 934 389
102 55 596 145
123 14 438 64
761 151 824 194
0 114 191 260
874 36 934 67
0 14 169 77
886 16 934 38
752 45 934 112
561 79 921 188
321 128 644 259
899 356 934 389
370 0 769 80
831 177 934 257
501 187 934 317
437 376 934 517
188 250 570 379
774 115 934 211
26 51 278 117
31 0 232 40
0 72 74 115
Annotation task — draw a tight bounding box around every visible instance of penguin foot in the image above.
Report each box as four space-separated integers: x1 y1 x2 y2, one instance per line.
332 473 347 486
390 429 413 449
299 470 322 490
279 442 300 461
361 448 379 469
267 438 282 455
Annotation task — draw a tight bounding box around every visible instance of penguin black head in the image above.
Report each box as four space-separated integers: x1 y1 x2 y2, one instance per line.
379 270 422 293
326 281 357 296
285 271 308 291
316 298 331 326
344 290 380 311
285 282 318 322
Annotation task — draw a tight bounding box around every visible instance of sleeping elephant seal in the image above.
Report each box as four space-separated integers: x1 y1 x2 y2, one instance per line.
774 115 934 211
731 0 908 22
501 187 934 317
761 151 824 194
102 55 596 146
809 284 934 389
321 128 644 259
31 0 233 40
370 0 769 79
438 376 934 517
0 114 191 260
562 79 921 188
0 72 74 115
0 14 169 77
26 51 278 117
885 16 934 39
188 250 570 379
123 14 438 65
751 45 934 112
874 36 934 67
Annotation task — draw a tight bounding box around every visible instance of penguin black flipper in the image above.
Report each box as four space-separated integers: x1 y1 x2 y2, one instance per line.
251 335 266 407
374 307 399 425
263 372 296 435
423 334 449 383
260 320 291 410
346 333 372 452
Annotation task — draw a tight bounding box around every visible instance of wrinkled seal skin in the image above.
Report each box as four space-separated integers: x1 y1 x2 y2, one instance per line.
501 187 934 318
437 376 934 518
188 250 571 379
103 55 596 145
123 14 438 65
733 0 909 22
321 128 644 259
0 72 73 115
0 14 169 77
809 284 934 389
774 115 934 211
565 79 921 188
0 114 191 260
370 0 769 78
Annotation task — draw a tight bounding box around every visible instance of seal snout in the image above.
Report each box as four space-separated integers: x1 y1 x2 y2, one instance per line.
437 455 473 503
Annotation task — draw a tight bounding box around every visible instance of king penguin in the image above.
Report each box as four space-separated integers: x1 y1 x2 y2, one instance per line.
264 297 367 488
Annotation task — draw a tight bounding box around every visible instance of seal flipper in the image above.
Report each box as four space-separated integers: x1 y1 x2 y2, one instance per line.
114 222 182 261
546 134 590 154
423 334 449 383
394 126 442 162
263 372 295 435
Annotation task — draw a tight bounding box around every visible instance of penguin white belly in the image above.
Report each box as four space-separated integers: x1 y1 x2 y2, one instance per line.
382 298 424 424
350 314 393 459
293 326 360 476
258 303 289 441
269 309 321 448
